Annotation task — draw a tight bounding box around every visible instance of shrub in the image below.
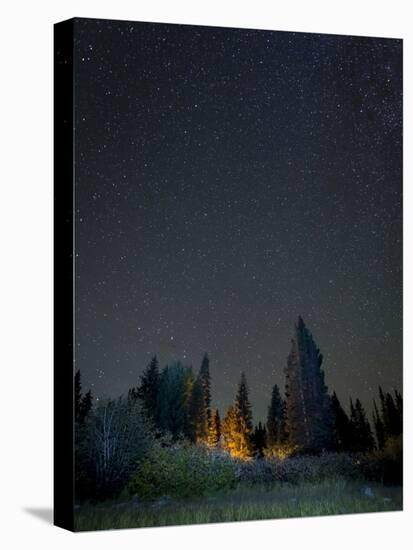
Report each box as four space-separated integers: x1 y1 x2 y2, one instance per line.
359 436 402 484
237 453 362 486
128 442 236 499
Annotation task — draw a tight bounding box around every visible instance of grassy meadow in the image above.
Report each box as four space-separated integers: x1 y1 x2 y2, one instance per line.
75 478 402 531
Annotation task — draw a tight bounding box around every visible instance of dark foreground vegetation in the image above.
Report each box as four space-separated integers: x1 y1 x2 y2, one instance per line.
74 317 402 530
75 479 401 531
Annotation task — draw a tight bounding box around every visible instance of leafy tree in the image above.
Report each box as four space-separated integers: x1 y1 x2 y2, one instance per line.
331 392 352 452
89 398 154 500
266 383 287 448
284 317 334 452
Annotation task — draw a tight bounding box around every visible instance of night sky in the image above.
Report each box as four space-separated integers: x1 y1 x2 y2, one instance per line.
74 18 402 422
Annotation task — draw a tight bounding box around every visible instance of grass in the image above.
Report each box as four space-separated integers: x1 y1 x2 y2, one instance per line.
74 479 402 531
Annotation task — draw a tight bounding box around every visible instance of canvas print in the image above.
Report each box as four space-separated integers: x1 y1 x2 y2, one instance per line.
54 17 402 531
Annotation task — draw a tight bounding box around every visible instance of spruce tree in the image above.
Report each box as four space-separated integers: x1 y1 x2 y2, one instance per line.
284 316 334 452
200 353 211 417
394 389 403 436
75 369 93 424
350 398 375 452
378 386 403 441
266 383 287 448
251 422 267 457
222 373 253 459
156 361 190 438
190 376 206 442
207 409 221 447
192 353 212 444
135 355 160 423
373 399 385 450
222 405 239 456
331 392 352 452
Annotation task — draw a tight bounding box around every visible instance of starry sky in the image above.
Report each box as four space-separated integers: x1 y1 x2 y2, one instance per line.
74 18 402 422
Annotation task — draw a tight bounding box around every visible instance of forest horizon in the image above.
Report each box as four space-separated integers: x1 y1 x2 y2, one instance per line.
84 315 401 425
77 315 402 460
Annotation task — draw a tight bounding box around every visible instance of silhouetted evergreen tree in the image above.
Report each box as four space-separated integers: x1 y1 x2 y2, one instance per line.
131 355 160 423
373 399 385 450
74 370 94 501
395 389 403 420
157 361 191 438
200 353 211 415
331 392 352 452
266 383 287 447
75 369 93 424
284 317 334 452
192 353 212 443
189 376 204 442
349 398 375 452
384 391 401 437
252 422 267 457
236 372 253 433
377 386 402 443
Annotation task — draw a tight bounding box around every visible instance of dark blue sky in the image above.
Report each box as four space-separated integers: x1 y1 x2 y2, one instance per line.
74 18 402 422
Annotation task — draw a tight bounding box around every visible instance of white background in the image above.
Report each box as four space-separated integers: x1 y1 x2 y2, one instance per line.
0 0 411 548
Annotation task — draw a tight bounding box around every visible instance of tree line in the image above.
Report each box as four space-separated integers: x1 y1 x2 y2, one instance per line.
75 316 402 462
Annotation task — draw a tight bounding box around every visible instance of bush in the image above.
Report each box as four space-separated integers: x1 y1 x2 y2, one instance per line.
359 436 402 484
237 453 362 486
128 442 236 499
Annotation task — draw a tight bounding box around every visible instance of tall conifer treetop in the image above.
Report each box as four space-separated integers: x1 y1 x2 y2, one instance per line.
284 317 334 452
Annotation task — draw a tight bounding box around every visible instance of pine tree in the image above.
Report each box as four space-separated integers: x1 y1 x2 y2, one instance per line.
331 392 352 452
266 383 287 448
222 372 253 459
251 422 267 457
134 355 160 423
377 387 402 445
284 316 334 452
373 399 385 450
200 353 211 417
222 405 240 457
75 369 93 424
192 353 212 444
394 389 403 435
384 391 401 437
236 372 253 433
80 389 93 420
207 409 221 447
183 366 195 440
156 361 191 438
349 398 375 452
190 376 206 442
